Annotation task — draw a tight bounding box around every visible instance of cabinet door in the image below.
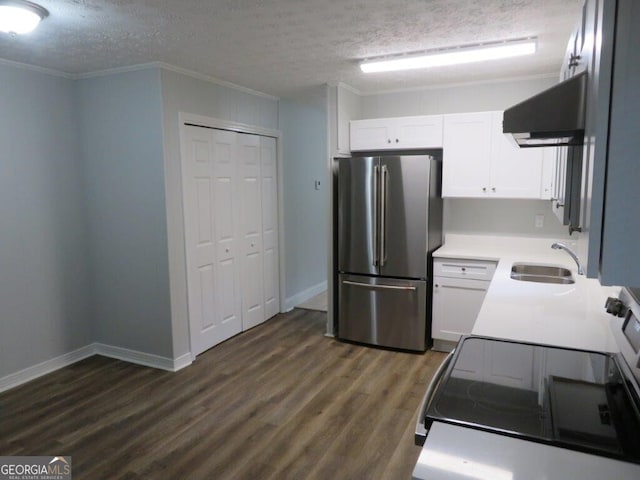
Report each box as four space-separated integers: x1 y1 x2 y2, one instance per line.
540 147 558 200
393 115 443 148
489 111 544 198
182 127 242 356
260 136 280 321
442 113 492 197
350 119 394 151
237 133 265 331
432 276 490 342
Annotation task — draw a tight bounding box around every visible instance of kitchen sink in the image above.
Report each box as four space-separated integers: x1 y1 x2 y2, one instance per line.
510 263 575 284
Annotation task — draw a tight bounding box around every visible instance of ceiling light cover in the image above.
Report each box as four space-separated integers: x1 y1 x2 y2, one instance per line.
0 0 48 34
361 38 537 73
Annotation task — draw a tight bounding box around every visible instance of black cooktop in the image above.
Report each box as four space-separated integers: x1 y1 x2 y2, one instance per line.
425 336 640 463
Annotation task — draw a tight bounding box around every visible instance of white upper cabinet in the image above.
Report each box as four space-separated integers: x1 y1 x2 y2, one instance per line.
489 111 544 198
350 115 443 151
442 111 547 199
442 112 493 197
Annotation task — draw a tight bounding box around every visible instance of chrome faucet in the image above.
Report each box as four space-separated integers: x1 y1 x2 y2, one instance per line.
551 242 584 275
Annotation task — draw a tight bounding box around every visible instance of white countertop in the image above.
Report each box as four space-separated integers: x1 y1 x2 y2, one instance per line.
417 234 637 480
434 234 621 352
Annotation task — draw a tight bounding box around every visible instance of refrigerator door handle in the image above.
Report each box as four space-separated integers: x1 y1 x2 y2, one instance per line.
380 164 388 266
342 280 417 291
373 164 380 267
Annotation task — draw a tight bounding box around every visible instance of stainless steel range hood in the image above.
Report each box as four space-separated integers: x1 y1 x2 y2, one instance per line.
503 71 587 147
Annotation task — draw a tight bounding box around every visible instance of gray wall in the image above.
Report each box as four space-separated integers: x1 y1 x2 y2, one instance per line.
159 68 279 358
78 68 172 357
360 76 557 117
279 87 329 304
0 64 91 377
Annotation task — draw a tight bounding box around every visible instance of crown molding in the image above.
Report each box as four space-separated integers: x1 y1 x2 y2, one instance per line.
0 57 73 78
0 57 278 100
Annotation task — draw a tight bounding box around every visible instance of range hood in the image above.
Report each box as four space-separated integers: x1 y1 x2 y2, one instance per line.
503 71 587 147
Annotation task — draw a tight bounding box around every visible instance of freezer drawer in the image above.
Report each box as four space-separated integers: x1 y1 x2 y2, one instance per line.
338 274 427 351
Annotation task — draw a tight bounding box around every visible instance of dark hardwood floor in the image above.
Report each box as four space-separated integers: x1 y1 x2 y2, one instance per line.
0 309 446 479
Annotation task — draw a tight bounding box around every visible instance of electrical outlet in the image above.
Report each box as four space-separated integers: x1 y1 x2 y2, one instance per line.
314 180 321 190
535 214 544 228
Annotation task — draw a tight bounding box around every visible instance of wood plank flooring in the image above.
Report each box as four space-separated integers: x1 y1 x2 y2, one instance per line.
0 309 446 479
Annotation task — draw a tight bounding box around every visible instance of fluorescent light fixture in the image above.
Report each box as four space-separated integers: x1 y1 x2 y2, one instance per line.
360 38 536 73
0 0 48 34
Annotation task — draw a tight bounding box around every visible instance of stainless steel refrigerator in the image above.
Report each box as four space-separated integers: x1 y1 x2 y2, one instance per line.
337 154 442 351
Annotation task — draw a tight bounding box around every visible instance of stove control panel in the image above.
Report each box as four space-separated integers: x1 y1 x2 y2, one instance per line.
623 310 640 354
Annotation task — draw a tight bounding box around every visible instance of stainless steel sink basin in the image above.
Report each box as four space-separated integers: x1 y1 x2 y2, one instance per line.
510 263 575 284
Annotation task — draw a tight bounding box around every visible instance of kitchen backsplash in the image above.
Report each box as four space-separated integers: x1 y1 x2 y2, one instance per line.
444 198 573 239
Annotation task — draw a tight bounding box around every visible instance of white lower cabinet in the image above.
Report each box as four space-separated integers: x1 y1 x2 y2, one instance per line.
432 258 496 352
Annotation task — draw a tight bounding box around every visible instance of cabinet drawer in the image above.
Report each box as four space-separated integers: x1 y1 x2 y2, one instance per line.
433 258 497 280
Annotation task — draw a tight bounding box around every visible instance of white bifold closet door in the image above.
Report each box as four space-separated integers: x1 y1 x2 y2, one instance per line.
182 125 280 356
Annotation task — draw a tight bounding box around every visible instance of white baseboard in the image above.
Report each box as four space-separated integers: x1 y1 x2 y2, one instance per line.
93 344 192 372
284 280 327 311
0 345 95 394
0 344 193 393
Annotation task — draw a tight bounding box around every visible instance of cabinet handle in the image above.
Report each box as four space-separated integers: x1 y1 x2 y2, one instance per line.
435 284 439 288
492 187 496 192
387 139 391 144
225 248 230 253
461 267 466 272
395 138 399 143
569 54 581 68
482 187 487 192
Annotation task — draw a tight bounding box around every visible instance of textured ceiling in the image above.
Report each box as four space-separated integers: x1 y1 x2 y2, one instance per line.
0 0 584 97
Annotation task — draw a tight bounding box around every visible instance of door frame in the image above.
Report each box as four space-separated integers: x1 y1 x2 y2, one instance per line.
177 112 285 360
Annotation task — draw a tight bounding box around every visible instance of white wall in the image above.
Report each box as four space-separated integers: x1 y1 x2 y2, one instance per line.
445 199 570 238
331 85 362 157
279 87 329 308
159 68 280 358
0 64 91 378
78 68 173 357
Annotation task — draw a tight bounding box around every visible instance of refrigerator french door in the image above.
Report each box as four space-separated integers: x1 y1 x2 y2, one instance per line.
337 155 441 351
